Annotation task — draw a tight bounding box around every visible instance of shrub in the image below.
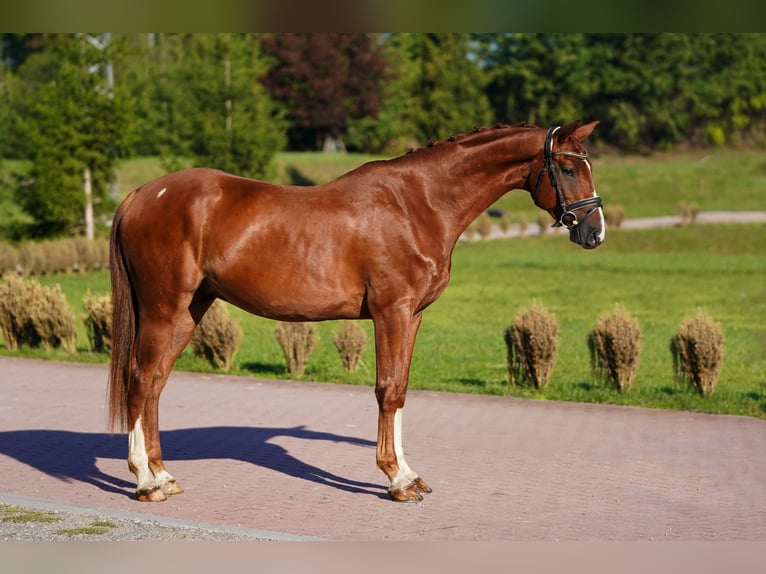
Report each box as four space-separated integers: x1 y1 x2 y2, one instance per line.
83 290 112 353
8 238 109 276
537 212 552 236
518 214 528 237
191 300 241 371
0 243 20 275
475 212 493 239
73 237 109 272
588 305 641 392
0 274 76 352
505 301 559 389
275 321 318 376
678 202 700 226
18 242 46 276
671 310 724 396
333 320 367 373
499 212 511 234
604 205 625 229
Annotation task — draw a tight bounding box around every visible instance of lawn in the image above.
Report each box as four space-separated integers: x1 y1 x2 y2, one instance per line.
3 222 764 419
2 148 765 418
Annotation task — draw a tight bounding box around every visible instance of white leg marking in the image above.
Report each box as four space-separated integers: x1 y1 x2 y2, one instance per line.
156 187 167 199
128 416 155 489
391 408 418 489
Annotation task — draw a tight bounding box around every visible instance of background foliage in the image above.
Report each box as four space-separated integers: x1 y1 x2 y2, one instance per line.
1 33 765 240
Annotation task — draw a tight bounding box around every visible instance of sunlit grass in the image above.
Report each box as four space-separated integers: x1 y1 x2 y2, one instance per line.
3 223 763 419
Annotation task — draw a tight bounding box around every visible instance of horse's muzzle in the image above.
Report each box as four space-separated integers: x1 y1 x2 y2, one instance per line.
569 221 604 250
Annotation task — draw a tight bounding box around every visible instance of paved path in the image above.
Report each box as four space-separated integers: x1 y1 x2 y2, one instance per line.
468 210 766 240
0 356 763 541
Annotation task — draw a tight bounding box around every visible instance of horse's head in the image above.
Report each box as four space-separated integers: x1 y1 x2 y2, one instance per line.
530 120 605 250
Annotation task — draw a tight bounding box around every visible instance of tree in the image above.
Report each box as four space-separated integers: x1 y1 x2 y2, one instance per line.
260 33 388 151
383 34 492 146
14 34 130 238
156 34 286 178
476 33 594 128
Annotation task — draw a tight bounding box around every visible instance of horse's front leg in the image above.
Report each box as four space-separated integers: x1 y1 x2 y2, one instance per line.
373 309 432 502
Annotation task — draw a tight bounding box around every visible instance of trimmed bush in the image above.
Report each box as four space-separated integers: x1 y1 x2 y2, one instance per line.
518 214 528 237
671 310 724 396
604 205 625 229
83 290 112 353
499 212 511 234
2 238 109 276
275 321 317 376
475 212 493 239
537 212 552 236
505 301 559 389
588 305 641 392
191 300 241 371
0 274 76 352
333 320 367 373
678 202 700 226
0 243 20 275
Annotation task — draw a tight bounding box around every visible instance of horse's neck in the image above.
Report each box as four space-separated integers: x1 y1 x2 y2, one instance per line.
412 129 540 240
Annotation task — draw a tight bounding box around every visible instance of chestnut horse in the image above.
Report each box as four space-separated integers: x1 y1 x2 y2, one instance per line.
108 121 604 503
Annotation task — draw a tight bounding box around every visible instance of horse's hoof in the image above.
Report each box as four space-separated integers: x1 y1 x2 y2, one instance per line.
161 480 184 496
389 483 424 503
136 486 167 502
412 477 432 494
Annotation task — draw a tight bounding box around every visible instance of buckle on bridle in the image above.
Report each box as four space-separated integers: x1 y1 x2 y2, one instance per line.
552 196 603 229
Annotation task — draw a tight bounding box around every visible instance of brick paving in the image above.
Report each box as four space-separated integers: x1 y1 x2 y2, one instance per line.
0 356 763 541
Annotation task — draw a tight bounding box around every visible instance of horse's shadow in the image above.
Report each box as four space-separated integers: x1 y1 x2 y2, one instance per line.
0 426 387 500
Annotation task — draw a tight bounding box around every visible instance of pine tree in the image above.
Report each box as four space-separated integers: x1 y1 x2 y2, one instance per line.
15 34 130 238
157 34 286 178
384 34 493 146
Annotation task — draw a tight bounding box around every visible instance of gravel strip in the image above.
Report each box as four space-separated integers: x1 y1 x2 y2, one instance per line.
0 494 321 541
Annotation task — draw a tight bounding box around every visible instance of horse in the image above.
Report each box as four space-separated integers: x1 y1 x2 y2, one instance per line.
108 120 605 503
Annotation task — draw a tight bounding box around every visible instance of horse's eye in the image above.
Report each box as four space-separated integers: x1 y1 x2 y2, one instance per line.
561 167 575 177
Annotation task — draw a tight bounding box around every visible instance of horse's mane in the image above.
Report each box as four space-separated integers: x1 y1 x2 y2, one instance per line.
406 122 537 155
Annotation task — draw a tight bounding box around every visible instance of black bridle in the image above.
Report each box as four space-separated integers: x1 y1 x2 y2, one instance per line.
532 126 603 229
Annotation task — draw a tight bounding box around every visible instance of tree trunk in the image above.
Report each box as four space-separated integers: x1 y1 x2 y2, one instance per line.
84 166 94 241
322 133 346 153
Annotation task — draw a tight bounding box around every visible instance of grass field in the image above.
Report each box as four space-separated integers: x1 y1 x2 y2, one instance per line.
5 146 765 224
1 149 765 418
2 222 764 419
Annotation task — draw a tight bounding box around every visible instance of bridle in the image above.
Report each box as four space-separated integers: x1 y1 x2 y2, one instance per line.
532 125 603 229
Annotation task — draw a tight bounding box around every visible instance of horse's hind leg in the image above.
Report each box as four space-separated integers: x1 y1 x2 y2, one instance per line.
128 293 212 502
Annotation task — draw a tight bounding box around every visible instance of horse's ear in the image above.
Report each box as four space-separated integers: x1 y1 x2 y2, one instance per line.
556 120 581 143
556 120 599 143
572 120 600 142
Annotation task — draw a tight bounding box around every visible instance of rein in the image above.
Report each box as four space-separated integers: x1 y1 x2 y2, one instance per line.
532 126 603 229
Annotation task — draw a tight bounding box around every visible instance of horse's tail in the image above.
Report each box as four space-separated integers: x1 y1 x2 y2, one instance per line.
107 190 139 433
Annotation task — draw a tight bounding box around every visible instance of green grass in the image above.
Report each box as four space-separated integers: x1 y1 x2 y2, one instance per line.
493 147 766 221
3 149 765 417
0 504 62 523
112 147 766 223
55 520 118 537
11 146 763 228
2 223 764 419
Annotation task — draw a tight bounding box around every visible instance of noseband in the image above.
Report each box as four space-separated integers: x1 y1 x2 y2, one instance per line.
532 126 603 229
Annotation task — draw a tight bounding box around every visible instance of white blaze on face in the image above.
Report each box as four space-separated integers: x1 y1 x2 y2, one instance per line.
128 416 154 488
585 159 606 243
391 408 418 488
